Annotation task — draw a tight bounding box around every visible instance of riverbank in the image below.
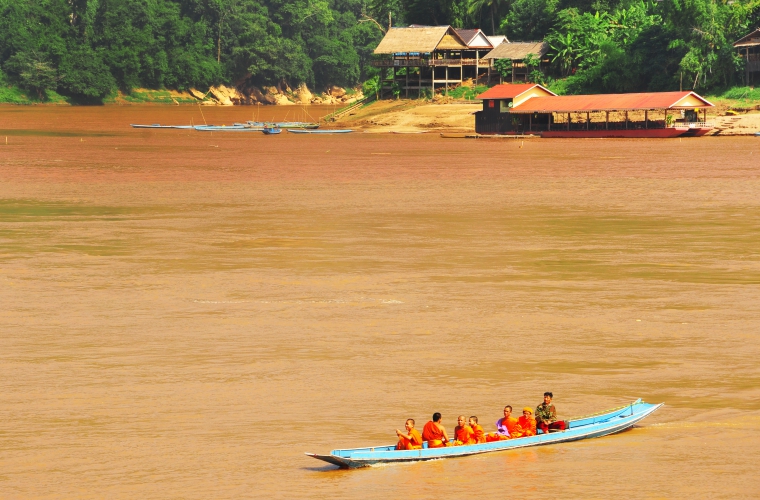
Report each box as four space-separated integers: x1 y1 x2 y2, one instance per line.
334 99 760 136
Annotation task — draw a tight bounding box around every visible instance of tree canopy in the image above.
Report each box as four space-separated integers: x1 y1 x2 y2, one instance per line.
0 0 758 101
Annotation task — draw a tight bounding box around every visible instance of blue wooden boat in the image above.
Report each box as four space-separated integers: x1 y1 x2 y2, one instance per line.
247 121 319 129
262 126 282 135
287 129 353 134
194 125 262 132
131 124 194 129
306 399 662 469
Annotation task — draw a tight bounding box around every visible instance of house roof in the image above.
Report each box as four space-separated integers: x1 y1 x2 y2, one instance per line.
454 29 493 48
477 83 556 99
487 35 509 47
509 91 714 113
374 26 467 54
483 41 549 60
734 28 760 47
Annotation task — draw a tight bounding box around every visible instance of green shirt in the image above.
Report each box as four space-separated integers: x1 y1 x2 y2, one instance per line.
535 403 557 423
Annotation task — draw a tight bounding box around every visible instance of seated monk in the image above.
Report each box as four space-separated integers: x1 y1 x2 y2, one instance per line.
453 415 475 445
395 418 423 450
486 406 518 441
535 392 567 434
517 407 537 437
469 416 486 444
422 412 450 448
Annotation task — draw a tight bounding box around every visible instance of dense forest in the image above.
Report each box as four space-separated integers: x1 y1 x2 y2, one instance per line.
0 0 758 102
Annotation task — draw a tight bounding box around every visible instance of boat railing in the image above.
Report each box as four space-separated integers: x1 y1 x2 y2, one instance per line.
672 121 713 128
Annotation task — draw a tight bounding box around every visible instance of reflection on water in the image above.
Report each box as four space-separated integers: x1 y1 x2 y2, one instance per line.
1 106 759 498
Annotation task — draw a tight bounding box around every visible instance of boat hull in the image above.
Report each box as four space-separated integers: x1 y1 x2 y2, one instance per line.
307 399 662 469
541 129 686 138
287 129 353 134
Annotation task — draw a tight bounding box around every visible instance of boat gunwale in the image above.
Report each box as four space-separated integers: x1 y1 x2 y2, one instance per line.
313 400 662 467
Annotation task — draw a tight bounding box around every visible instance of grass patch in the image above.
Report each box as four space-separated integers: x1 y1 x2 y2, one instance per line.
448 84 489 100
0 85 31 104
119 89 197 104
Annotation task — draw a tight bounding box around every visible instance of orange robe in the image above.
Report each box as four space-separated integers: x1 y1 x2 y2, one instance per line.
517 415 536 437
504 416 522 437
422 421 447 448
454 424 475 445
472 424 486 444
396 428 423 450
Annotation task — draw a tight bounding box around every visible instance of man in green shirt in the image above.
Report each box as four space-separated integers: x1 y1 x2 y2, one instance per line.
535 392 567 434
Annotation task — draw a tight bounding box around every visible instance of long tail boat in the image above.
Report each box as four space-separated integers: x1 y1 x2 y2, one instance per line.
306 399 662 469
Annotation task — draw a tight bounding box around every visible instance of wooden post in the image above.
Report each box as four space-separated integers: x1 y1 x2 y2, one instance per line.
567 113 570 131
586 112 589 130
747 48 751 85
548 113 551 131
529 113 532 132
606 111 609 130
625 111 628 129
445 66 448 96
645 110 648 129
418 68 422 99
475 50 479 83
405 67 409 98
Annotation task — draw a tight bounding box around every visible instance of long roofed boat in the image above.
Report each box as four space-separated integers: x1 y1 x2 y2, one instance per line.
306 399 662 469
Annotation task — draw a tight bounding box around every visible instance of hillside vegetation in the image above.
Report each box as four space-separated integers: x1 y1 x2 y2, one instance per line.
0 0 759 103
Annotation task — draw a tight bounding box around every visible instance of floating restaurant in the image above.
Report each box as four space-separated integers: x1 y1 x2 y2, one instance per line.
475 84 715 138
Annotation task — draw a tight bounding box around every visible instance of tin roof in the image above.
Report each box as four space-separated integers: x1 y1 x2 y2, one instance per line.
454 29 493 48
477 83 556 99
509 91 714 113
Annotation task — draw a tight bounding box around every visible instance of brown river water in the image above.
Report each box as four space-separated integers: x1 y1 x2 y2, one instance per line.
1 105 760 498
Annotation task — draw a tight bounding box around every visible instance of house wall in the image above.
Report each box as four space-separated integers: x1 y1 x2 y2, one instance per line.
514 87 554 107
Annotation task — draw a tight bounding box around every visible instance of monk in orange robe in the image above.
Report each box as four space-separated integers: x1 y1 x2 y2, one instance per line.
469 416 486 444
517 407 537 437
395 418 423 450
422 412 450 448
453 415 475 445
487 405 518 441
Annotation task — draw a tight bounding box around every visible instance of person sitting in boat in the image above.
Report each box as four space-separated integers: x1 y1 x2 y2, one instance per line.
518 407 537 436
536 392 567 434
395 419 423 450
487 405 518 441
422 412 450 448
453 415 475 446
469 416 486 443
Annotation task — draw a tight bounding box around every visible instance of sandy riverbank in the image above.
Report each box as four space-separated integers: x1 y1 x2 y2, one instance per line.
337 99 760 136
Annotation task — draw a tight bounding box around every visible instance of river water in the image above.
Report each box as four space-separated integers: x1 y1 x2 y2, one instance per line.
1 106 759 498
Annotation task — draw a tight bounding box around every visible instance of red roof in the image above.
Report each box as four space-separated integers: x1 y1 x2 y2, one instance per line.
510 91 713 113
477 84 554 99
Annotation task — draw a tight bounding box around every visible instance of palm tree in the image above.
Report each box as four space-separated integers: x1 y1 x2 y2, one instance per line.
468 0 505 36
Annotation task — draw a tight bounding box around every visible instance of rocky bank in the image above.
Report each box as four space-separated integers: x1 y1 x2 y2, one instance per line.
186 82 363 106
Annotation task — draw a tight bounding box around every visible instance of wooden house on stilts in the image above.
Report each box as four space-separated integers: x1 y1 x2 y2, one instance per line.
734 28 760 85
372 26 494 97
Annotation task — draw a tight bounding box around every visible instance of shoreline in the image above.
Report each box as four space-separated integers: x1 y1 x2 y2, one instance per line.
2 98 759 136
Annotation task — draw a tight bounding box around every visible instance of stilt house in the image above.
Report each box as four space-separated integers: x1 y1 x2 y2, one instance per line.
734 28 760 85
483 42 549 83
372 26 494 97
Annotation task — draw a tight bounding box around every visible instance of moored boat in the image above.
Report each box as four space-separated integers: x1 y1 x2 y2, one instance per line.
247 121 319 129
194 125 262 132
262 126 282 135
306 399 662 469
131 124 194 129
287 129 353 134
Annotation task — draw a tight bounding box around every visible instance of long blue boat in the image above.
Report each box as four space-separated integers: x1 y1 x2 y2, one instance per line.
306 399 662 469
287 129 353 134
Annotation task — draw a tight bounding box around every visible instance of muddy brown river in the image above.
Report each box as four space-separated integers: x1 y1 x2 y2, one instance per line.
1 105 759 498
